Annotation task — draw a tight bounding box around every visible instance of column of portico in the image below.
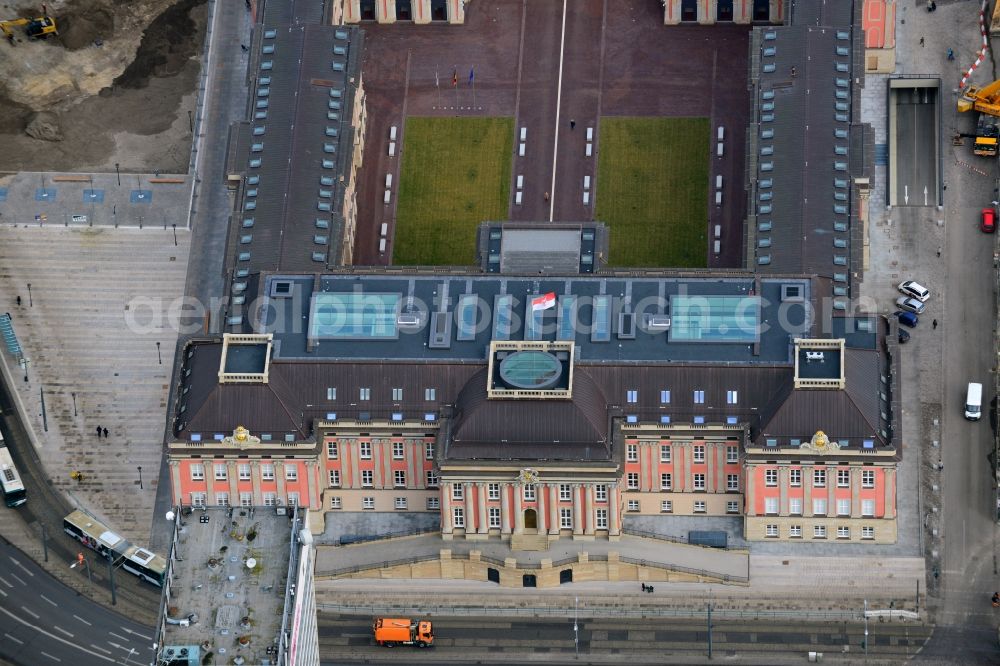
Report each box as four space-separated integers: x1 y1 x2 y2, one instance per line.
884 468 896 518
306 461 320 509
744 464 756 516
275 462 286 505
251 461 262 505
205 464 217 506
514 484 524 533
343 0 360 23
228 461 239 505
639 445 650 490
537 483 547 533
549 484 560 535
465 484 476 534
851 467 862 517
169 461 182 506
802 465 813 516
500 484 512 535
608 483 620 536
778 467 789 515
572 484 583 536
442 483 453 534
584 484 595 536
477 483 489 534
377 0 396 23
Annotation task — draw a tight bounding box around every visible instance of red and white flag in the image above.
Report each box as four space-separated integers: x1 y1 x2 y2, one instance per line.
531 292 556 311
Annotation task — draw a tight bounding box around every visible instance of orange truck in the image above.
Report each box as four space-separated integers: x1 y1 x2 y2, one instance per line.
372 617 434 648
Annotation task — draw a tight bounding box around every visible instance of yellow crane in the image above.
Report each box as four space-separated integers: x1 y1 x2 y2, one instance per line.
0 15 57 45
958 80 1000 156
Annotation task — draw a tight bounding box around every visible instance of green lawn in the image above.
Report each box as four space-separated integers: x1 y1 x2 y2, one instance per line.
394 117 513 265
595 117 710 267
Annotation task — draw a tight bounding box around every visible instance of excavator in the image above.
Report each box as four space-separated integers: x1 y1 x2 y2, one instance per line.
0 15 57 45
958 79 1000 157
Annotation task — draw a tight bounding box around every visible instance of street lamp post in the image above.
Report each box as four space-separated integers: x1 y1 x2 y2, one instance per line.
172 223 177 246
863 598 869 656
106 553 117 605
156 341 161 365
573 596 579 657
26 283 32 307
115 162 121 187
137 465 143 489
71 392 77 416
19 357 29 383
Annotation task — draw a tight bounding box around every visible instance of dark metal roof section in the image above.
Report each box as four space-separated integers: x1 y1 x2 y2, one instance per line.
746 0 869 303
477 221 609 274
222 21 363 318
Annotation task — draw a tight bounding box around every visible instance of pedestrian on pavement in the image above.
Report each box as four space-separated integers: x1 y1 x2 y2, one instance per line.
641 582 647 592
240 44 248 52
96 425 102 438
16 296 21 306
919 37 924 47
102 427 108 438
932 319 938 329
544 191 550 202
570 119 576 130
936 246 942 257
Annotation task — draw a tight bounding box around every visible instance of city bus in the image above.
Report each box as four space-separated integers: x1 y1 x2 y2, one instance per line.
0 435 27 507
62 509 167 586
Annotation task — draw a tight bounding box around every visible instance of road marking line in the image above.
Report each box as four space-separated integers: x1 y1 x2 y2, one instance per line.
40 594 58 607
122 626 153 640
20 606 39 620
73 614 93 626
10 573 25 586
90 644 112 655
4 633 23 645
549 0 568 222
0 588 6 598
9 556 35 576
0 575 12 588
54 626 74 638
108 631 128 642
40 651 61 662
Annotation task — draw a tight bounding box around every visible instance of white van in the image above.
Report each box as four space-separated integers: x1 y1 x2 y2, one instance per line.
965 382 983 421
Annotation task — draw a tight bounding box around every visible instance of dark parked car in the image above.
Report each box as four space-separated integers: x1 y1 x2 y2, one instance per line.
894 310 918 328
898 328 910 344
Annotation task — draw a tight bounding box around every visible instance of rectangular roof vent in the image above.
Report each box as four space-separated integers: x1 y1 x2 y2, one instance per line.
836 46 849 56
834 204 847 214
270 280 294 297
758 220 772 232
329 89 342 98
833 221 848 232
335 29 348 40
332 61 345 71
263 29 277 38
781 284 804 302
315 218 329 229
334 45 347 55
836 62 849 72
834 128 848 138
757 255 771 265
242 218 254 228
761 128 774 139
759 178 772 188
833 238 848 248
763 63 776 73
763 47 776 57
429 311 453 349
644 314 671 331
312 252 326 262
618 312 636 339
757 237 771 248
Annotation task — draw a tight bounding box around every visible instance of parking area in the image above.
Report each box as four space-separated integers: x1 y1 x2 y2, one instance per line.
351 0 750 268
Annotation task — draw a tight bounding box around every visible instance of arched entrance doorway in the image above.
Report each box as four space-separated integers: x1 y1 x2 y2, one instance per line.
524 508 537 531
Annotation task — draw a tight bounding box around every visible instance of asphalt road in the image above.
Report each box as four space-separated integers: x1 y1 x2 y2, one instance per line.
318 612 931 664
0 538 154 666
892 85 939 207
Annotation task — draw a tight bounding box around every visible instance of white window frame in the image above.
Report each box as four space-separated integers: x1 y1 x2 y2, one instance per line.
814 469 826 487
789 524 802 538
627 499 640 511
765 524 778 537
359 387 371 401
214 464 228 481
813 525 827 539
764 497 779 515
523 484 535 501
837 469 850 487
726 474 739 491
789 497 802 515
394 470 406 488
392 442 404 459
726 500 739 514
726 446 738 464
361 469 373 487
425 442 434 460
813 498 827 516
362 496 375 509
426 470 439 487
862 469 875 488
693 445 705 463
861 499 875 517
694 500 707 513
660 473 672 490
488 507 501 528
190 463 205 481
660 500 673 513
660 445 671 462
452 507 465 528
326 441 339 459
595 484 607 502
693 473 706 490
861 526 874 540
394 497 407 510
263 492 276 507
240 492 252 507
261 464 275 481
215 492 230 507
287 493 299 507
488 483 500 500
330 496 342 509
560 484 572 501
596 508 608 529
559 507 573 529
328 469 341 487
837 498 850 516
360 442 372 459
190 492 206 508
425 387 436 401
238 463 251 480
765 469 777 486
789 469 801 486
392 387 403 401
837 526 850 539
452 483 464 500
285 466 298 481
427 497 439 510
626 444 638 462
327 387 336 400
626 473 639 490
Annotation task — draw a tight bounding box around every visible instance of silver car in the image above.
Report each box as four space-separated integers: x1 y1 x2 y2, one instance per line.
895 296 926 315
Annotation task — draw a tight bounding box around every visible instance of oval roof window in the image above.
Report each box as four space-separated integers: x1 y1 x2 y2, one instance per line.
498 350 563 390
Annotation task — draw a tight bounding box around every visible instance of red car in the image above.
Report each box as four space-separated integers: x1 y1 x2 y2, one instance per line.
982 207 996 233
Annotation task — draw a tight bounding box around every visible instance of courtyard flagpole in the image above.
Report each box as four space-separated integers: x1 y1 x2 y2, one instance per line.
469 66 476 110
435 70 441 108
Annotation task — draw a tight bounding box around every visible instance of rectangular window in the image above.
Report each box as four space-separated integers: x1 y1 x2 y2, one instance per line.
837 526 850 539
814 469 826 487
694 500 706 513
765 524 778 537
330 496 342 509
360 442 372 459
626 389 638 403
789 469 801 486
216 492 229 507
862 470 875 488
361 470 373 487
862 526 874 540
425 388 436 401
660 473 672 490
328 470 340 487
359 387 370 401
627 473 639 490
764 497 778 514
238 464 251 480
626 444 638 462
765 469 777 486
726 446 738 464
559 484 572 501
660 445 671 462
627 500 640 511
488 483 500 500
326 441 339 459
327 387 336 400
789 498 802 515
861 499 875 517
394 470 406 487
560 507 573 529
726 500 739 514
190 464 205 481
394 497 407 510
190 492 206 508
392 442 404 459
813 525 827 539
362 496 375 509
426 470 439 487
660 500 673 513
837 498 850 516
813 498 827 516
453 507 465 528
427 497 440 510
392 387 403 401
488 507 501 528
660 389 671 404
727 390 738 405
789 525 802 538
693 445 705 462
694 390 705 404
727 474 739 491
285 466 298 481
693 474 706 490
452 483 464 500
287 493 299 507
261 464 275 481
596 508 608 529
214 464 228 481
240 492 252 507
595 484 607 502
425 442 434 460
837 469 850 487
523 484 535 501
263 492 276 507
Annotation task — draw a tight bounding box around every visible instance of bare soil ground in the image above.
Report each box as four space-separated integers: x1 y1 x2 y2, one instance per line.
0 0 206 173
